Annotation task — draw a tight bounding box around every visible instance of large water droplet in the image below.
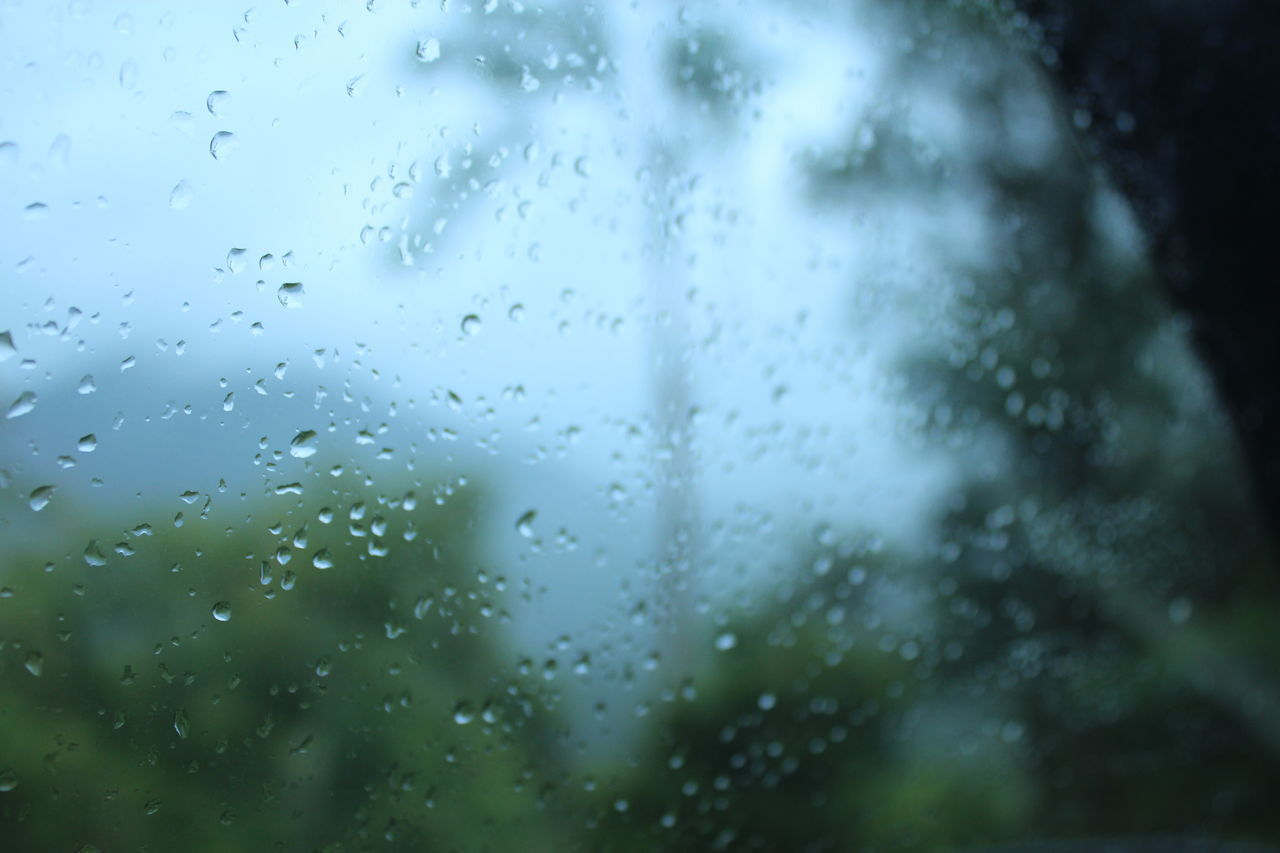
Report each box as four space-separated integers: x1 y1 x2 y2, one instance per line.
209 131 238 160
5 391 36 419
277 282 304 308
173 709 190 738
84 540 108 566
77 375 96 394
515 509 537 538
211 601 232 622
416 37 440 62
461 314 481 336
28 486 54 512
206 89 231 117
168 180 194 210
452 701 474 725
312 548 333 569
78 434 98 452
290 429 318 458
119 59 138 89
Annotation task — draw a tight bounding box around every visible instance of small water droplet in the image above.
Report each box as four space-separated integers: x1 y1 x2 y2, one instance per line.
461 314 481 336
312 548 333 569
143 798 162 816
173 709 190 738
78 433 98 452
714 631 737 652
515 509 537 538
277 282 304 308
209 131 238 161
77 374 96 394
0 769 17 792
28 485 54 512
452 701 474 725
23 651 43 677
168 180 194 210
6 391 36 419
206 89 231 117
416 37 440 62
211 601 232 622
0 330 15 361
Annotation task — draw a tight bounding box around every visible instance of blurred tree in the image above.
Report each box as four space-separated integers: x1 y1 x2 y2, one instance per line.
0 477 572 852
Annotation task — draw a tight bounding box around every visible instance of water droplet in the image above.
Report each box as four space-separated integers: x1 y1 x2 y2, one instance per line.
168 180 194 210
28 486 54 512
277 282 304 308
169 110 194 135
23 651 43 677
84 540 108 566
173 709 190 738
119 59 138 89
78 434 98 452
0 769 16 792
211 601 232 622
312 548 333 569
288 429 319 459
206 89 231 117
461 314 481 336
452 701 474 725
143 798 162 816
757 692 777 711
714 631 737 651
0 330 15 361
515 509 537 538
416 37 440 62
5 391 36 419
209 131 238 160
77 374 96 394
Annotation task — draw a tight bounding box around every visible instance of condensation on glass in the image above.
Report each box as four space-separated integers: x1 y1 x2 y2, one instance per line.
1 2 1276 851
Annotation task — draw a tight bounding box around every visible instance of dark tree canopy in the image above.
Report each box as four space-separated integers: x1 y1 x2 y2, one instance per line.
1018 0 1280 541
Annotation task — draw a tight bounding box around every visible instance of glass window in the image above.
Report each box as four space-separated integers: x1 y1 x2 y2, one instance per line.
2 2 1276 851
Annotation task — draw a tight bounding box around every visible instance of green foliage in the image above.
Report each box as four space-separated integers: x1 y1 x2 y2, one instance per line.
0 483 571 852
